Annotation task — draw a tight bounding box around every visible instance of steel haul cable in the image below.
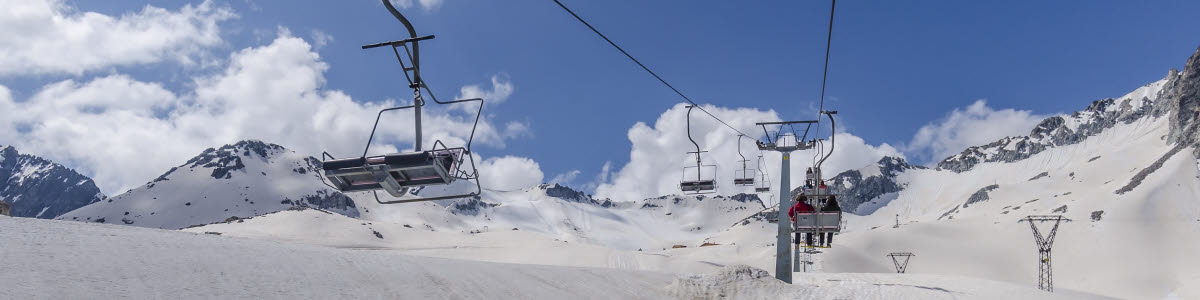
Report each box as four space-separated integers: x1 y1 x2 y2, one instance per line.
551 0 754 139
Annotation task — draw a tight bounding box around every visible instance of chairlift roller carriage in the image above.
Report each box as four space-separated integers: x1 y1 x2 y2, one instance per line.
320 0 484 204
680 105 718 194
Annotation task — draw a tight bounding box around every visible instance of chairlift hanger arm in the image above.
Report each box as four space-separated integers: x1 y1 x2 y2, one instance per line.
816 111 836 169
685 105 703 163
737 134 747 163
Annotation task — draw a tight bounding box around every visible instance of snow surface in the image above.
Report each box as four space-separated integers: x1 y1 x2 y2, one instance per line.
0 215 671 299
0 213 1097 299
803 115 1200 300
168 111 1197 299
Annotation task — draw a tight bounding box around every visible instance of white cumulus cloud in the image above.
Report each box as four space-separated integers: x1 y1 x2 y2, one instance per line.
593 103 902 203
0 0 235 76
905 100 1048 164
0 29 520 195
478 155 544 191
388 0 445 12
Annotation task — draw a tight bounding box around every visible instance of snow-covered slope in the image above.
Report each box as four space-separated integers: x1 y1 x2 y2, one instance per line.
57 140 357 229
350 183 766 252
816 111 1200 300
749 45 1200 300
1 215 1097 299
0 145 105 218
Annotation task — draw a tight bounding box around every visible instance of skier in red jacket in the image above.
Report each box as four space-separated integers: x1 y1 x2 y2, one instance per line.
788 193 814 246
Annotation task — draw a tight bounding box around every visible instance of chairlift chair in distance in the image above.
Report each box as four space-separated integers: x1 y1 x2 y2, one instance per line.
733 134 756 186
680 105 718 194
754 154 771 192
320 0 484 204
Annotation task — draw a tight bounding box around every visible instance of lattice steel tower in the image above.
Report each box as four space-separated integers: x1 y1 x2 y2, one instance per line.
1019 215 1070 292
887 252 914 273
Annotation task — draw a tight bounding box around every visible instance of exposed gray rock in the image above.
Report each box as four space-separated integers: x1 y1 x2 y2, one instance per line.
1052 205 1068 213
1028 172 1050 181
184 140 285 180
0 145 106 218
538 183 616 207
939 45 1200 172
448 196 497 216
1163 46 1200 154
963 184 1000 208
1116 143 1189 194
938 206 959 220
1091 210 1105 222
791 156 924 215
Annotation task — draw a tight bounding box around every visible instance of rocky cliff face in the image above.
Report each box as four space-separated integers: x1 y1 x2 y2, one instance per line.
539 183 615 207
0 145 106 218
1163 46 1200 156
792 156 924 215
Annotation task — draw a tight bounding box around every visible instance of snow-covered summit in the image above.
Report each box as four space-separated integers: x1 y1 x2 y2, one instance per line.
58 140 358 229
938 46 1200 173
0 145 105 218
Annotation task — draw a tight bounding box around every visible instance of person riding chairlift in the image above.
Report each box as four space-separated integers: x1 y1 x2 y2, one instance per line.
788 193 815 247
818 194 841 247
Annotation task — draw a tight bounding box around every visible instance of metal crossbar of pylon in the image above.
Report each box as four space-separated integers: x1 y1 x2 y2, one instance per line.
1019 215 1071 292
887 252 914 273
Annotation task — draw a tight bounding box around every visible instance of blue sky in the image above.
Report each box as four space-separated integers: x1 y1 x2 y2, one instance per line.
4 0 1200 197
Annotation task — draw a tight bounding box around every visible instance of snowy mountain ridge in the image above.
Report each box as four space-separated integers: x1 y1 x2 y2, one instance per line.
0 145 105 219
937 74 1173 173
57 140 358 229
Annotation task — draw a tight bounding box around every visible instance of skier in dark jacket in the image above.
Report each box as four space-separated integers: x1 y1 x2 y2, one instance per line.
788 193 814 246
819 195 841 247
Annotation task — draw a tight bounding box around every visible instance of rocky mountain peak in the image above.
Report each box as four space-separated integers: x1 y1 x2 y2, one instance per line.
538 183 614 207
170 140 294 181
0 145 106 218
1164 45 1200 153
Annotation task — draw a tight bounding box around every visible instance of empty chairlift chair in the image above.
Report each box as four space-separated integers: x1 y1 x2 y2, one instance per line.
320 0 483 204
754 155 771 192
733 134 756 186
679 105 718 194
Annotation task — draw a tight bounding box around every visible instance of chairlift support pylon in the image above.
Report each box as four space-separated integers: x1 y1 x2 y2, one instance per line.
320 0 483 204
760 111 843 284
733 134 756 186
680 105 717 194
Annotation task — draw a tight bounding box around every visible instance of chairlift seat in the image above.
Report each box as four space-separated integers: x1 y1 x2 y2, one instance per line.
733 178 755 185
792 212 842 233
323 148 463 197
754 187 770 192
680 179 716 192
